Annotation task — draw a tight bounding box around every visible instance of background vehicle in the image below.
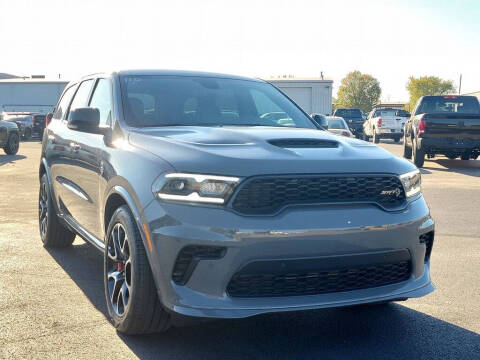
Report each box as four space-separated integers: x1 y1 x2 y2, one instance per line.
32 114 46 137
403 95 480 167
332 108 363 138
0 119 20 154
1 112 34 140
363 107 408 143
40 70 434 335
326 116 353 137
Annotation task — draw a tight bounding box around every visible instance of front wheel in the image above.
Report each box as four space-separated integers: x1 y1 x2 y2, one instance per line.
104 205 171 334
3 132 19 155
412 138 425 168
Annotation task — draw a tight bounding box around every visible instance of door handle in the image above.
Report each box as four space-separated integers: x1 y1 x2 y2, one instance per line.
69 142 81 152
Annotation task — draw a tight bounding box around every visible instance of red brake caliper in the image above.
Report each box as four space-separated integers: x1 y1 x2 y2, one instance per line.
117 263 125 272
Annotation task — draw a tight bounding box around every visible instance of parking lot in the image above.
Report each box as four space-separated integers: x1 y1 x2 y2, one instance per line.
0 140 479 359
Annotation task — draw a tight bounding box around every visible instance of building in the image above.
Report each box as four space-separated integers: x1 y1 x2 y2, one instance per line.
0 78 69 114
264 77 333 115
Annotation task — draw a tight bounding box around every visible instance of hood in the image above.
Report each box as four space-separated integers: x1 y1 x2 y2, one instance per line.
1 120 18 130
128 126 415 176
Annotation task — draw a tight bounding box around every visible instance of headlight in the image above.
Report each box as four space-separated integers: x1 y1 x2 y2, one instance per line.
399 169 421 198
156 173 240 204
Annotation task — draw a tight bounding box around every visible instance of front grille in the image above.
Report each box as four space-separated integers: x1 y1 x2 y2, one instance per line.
268 139 338 148
232 175 406 215
227 260 411 298
172 245 226 285
420 231 434 262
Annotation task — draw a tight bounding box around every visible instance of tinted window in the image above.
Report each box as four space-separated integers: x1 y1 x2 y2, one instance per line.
53 86 77 120
120 76 316 129
334 108 362 118
68 80 94 120
417 96 480 114
89 79 113 126
327 118 347 129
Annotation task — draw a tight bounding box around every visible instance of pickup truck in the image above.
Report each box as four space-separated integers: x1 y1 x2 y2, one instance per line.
403 95 480 167
332 108 364 138
363 108 408 143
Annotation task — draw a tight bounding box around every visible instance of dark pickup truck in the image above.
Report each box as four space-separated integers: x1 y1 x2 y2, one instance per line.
333 108 364 138
403 95 480 167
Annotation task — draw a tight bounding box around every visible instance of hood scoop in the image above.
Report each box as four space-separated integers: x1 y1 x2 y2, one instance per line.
268 138 339 149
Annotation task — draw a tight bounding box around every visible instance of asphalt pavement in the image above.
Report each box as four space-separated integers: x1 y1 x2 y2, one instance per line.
0 140 479 359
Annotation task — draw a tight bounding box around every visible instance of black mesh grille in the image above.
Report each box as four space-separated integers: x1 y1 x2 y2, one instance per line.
420 231 434 262
268 139 339 148
227 261 411 298
172 245 226 285
232 175 406 214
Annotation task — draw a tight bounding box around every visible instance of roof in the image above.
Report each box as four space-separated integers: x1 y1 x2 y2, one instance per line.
116 69 263 82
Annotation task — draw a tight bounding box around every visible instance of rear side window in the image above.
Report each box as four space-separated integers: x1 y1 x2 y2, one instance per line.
67 80 94 120
417 96 480 114
53 86 77 120
89 79 113 126
334 109 362 117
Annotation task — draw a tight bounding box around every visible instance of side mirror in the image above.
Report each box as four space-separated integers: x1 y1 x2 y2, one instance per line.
46 112 54 127
311 114 328 129
68 107 103 134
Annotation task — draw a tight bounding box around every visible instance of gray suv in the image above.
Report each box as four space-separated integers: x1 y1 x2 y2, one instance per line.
39 70 435 334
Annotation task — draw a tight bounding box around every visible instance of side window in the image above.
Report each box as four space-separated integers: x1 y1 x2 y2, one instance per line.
67 79 94 120
89 79 113 126
53 86 77 120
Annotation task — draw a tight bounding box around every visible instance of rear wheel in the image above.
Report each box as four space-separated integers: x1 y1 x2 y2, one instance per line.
39 174 75 248
412 138 425 168
394 137 401 143
362 132 369 141
3 132 19 155
403 134 412 159
104 205 171 334
373 130 380 144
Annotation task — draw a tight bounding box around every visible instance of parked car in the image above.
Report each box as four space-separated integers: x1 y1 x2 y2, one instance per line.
332 108 364 138
363 107 408 143
39 70 434 335
326 116 353 137
1 112 34 140
32 113 47 137
403 95 480 167
0 118 20 154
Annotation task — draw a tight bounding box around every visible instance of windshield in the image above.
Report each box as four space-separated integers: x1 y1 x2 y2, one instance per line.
334 108 362 118
120 75 316 129
417 96 480 114
375 109 397 116
327 118 347 129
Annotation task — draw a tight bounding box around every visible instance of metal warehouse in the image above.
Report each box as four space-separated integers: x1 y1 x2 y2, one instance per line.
265 77 333 115
0 79 68 114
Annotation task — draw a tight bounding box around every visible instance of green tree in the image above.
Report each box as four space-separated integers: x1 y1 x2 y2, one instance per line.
334 71 381 113
406 76 455 111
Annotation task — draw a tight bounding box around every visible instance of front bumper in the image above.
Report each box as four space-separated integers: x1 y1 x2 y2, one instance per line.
142 196 434 318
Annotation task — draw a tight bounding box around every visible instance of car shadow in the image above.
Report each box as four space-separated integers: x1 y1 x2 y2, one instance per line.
47 240 480 360
0 154 27 166
423 158 480 177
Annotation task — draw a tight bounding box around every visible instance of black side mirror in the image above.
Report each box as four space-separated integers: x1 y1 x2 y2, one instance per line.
68 107 103 134
311 114 328 129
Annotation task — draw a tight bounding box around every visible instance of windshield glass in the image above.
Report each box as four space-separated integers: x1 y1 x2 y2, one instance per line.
120 75 316 129
375 109 397 116
334 108 362 118
327 118 346 129
417 96 480 114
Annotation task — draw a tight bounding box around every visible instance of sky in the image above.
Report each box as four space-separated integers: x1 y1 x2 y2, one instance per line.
1 0 479 101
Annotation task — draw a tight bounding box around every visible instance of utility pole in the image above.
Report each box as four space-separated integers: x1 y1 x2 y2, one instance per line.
458 74 462 94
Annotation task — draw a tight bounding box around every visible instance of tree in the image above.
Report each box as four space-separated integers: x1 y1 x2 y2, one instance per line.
334 71 381 113
406 76 455 111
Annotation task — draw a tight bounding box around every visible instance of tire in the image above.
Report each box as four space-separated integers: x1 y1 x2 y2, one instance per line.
373 130 380 144
104 205 171 335
3 132 20 155
362 132 369 141
412 138 425 168
403 134 412 159
445 153 457 160
39 174 76 248
460 153 470 160
23 127 32 140
394 137 400 143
